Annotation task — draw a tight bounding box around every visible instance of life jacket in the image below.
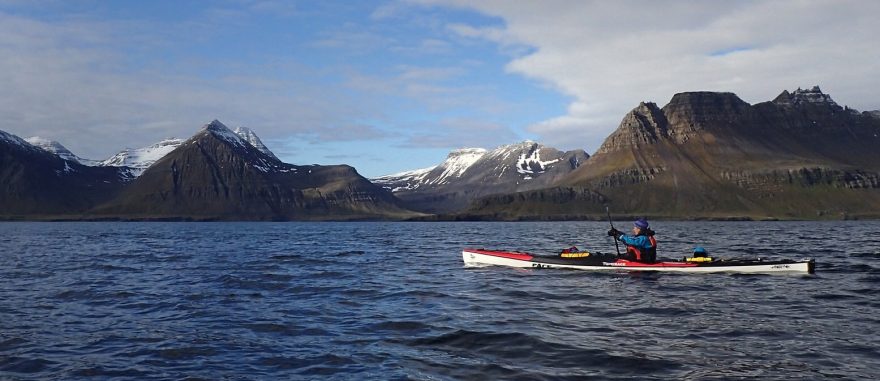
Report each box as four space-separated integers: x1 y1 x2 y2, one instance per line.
625 229 657 263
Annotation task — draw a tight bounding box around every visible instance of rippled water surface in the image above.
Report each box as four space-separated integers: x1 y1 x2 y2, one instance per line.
1 221 879 380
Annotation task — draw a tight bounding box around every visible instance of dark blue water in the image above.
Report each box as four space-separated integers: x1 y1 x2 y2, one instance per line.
1 221 878 380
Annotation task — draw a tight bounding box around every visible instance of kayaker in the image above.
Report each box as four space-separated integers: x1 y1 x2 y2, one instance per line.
607 217 657 263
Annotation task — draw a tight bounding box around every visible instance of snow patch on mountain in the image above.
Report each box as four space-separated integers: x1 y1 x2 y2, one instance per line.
234 126 278 160
25 137 99 165
100 138 184 176
372 141 589 196
372 166 435 192
1 130 39 152
433 148 487 184
774 86 840 108
202 120 248 147
516 149 561 175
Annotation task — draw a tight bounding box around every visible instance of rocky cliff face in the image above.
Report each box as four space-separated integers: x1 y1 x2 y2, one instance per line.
95 121 413 220
463 87 880 219
373 141 588 213
595 102 668 154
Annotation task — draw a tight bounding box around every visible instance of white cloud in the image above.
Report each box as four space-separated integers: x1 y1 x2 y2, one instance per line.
430 0 880 153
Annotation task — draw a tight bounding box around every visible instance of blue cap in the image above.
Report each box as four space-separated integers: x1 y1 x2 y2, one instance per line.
633 218 649 229
693 246 707 254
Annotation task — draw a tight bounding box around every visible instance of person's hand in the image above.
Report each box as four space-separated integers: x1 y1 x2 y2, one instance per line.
607 228 620 237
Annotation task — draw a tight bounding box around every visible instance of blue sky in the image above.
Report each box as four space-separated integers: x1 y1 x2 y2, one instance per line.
1 1 878 177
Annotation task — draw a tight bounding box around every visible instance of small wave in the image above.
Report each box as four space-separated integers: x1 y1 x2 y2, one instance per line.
0 337 28 350
0 356 55 374
812 293 860 301
95 264 140 272
243 322 330 337
260 354 357 375
54 289 94 300
403 329 680 376
620 306 691 317
260 273 295 282
269 254 302 261
334 250 365 256
152 346 217 360
71 366 149 378
216 274 289 291
369 320 433 333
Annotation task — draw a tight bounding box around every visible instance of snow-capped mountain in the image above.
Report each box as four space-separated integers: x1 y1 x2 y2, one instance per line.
372 141 588 213
25 137 100 165
95 119 411 220
234 127 279 160
772 86 840 108
19 124 279 179
100 125 278 176
374 148 488 192
99 138 184 176
2 130 43 153
1 129 128 215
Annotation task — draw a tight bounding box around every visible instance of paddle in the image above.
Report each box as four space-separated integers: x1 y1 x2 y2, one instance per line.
606 206 621 257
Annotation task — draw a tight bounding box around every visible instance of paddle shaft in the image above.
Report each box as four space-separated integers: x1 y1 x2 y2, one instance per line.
606 206 621 256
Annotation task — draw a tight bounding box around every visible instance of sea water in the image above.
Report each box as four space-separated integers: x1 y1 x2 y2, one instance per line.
1 221 878 380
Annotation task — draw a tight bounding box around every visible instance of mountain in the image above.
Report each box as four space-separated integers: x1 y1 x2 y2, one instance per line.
373 141 588 213
99 126 275 177
25 137 100 166
233 127 278 160
99 138 185 177
462 87 880 220
1 130 126 217
94 120 415 220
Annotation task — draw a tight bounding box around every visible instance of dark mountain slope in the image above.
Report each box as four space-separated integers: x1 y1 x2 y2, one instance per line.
95 121 416 220
0 130 126 217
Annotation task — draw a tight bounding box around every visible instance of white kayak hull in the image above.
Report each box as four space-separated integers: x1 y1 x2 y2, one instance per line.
462 249 814 275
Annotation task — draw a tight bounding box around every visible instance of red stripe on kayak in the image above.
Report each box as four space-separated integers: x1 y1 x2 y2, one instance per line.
464 248 533 261
615 259 697 268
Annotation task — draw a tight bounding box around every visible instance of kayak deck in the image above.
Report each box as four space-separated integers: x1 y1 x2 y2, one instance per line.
462 248 815 274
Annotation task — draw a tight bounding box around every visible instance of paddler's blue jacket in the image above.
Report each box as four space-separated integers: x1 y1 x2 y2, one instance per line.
615 234 654 252
616 233 657 263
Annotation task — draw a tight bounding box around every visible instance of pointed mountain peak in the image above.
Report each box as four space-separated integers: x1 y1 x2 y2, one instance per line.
203 119 231 132
233 126 279 160
197 119 250 147
595 101 670 154
233 126 254 137
25 137 81 162
1 129 37 151
633 102 665 125
773 85 839 108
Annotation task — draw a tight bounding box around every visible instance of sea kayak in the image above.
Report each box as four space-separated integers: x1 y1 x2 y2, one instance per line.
462 248 815 275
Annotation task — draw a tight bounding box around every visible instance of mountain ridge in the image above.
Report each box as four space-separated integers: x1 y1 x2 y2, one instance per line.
92 120 416 220
459 87 880 220
373 141 588 213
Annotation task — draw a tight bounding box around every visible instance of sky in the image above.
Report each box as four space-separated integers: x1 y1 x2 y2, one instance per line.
1 0 878 177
